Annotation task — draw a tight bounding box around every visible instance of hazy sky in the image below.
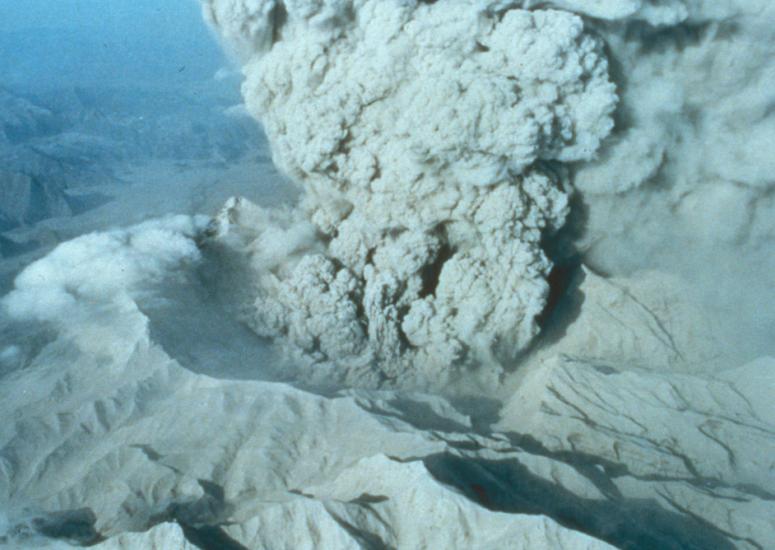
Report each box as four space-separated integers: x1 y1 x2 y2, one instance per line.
0 0 228 88
0 0 203 32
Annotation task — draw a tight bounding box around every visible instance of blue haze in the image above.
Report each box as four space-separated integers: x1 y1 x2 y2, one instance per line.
0 1 280 289
0 0 225 89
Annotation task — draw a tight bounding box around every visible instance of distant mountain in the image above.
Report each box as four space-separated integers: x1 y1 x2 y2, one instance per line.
0 83 264 231
0 170 71 232
0 88 60 146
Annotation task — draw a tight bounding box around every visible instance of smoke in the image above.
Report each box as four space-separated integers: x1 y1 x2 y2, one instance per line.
202 0 618 386
1 216 207 367
201 0 775 385
566 1 775 364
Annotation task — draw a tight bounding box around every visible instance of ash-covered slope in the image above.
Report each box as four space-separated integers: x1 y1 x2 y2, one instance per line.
2 0 775 548
0 217 772 549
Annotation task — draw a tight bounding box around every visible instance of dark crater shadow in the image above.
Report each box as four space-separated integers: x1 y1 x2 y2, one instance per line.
180 524 248 550
29 508 103 546
423 453 736 550
503 191 590 372
136 239 288 383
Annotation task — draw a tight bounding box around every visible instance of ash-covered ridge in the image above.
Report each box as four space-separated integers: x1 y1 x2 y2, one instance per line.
2 0 775 548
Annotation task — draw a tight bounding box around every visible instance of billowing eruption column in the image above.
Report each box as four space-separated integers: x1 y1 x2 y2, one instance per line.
203 0 617 385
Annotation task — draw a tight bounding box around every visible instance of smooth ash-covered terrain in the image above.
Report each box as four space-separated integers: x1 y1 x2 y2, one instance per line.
1 1 775 548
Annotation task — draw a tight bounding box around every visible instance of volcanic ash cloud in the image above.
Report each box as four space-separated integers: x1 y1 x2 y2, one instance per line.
203 0 617 385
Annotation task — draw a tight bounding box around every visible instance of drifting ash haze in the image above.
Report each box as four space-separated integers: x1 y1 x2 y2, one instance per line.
1 0 774 548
